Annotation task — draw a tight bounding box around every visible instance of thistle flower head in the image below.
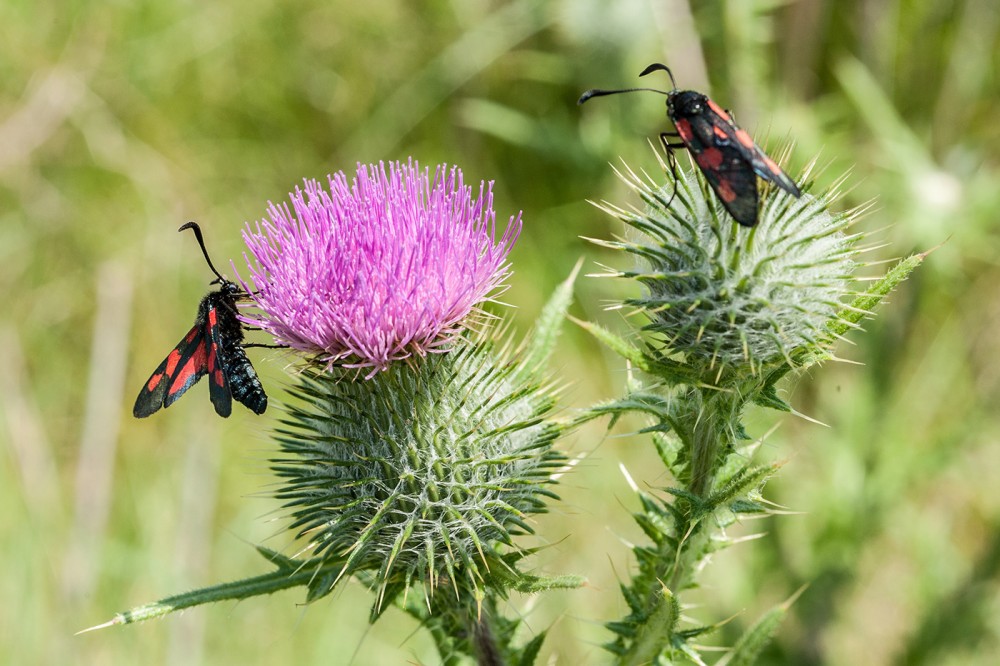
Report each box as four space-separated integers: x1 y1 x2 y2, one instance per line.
275 329 565 611
594 152 866 379
238 160 521 374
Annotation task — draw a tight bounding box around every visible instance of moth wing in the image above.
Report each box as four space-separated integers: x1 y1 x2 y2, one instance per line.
744 141 801 197
700 156 760 227
678 112 761 227
133 323 209 418
205 306 233 418
703 101 801 198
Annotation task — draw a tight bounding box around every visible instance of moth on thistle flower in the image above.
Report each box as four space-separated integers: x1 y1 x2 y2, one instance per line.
579 62 802 227
133 222 270 418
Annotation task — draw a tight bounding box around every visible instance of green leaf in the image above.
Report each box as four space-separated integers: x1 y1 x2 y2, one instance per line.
705 463 780 513
829 251 926 337
729 499 768 514
720 586 807 666
573 316 654 373
620 585 681 666
516 259 581 380
588 392 674 420
78 555 346 632
507 572 586 594
513 629 548 666
254 544 299 571
752 372 792 412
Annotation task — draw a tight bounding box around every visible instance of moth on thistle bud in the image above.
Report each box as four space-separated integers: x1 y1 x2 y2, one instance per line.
579 63 802 228
591 150 868 381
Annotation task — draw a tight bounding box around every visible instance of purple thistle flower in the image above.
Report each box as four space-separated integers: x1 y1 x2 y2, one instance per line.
236 160 522 375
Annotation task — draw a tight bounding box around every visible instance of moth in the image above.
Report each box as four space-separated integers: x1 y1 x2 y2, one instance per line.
579 63 801 227
133 222 268 418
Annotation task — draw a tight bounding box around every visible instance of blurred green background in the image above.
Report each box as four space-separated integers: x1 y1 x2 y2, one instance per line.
2 0 999 663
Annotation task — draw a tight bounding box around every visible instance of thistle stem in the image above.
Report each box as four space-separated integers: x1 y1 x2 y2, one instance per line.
620 587 680 666
688 389 738 499
473 613 504 666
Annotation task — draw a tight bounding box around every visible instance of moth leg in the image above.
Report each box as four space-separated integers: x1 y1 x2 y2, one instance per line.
658 132 686 209
243 342 289 349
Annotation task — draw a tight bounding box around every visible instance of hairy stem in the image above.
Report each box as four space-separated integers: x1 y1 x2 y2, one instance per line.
473 613 504 666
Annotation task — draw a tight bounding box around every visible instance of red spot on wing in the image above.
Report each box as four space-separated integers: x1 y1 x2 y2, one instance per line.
696 147 724 170
762 154 781 174
674 118 694 143
208 308 218 327
168 343 207 396
713 125 729 140
714 178 738 203
165 349 183 375
208 340 224 387
146 373 163 391
735 128 756 150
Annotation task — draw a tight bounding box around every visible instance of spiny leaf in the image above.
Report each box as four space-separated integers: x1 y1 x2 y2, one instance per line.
80 555 346 631
254 545 299 571
705 463 780 512
516 259 581 381
619 586 681 666
832 251 925 334
719 586 807 666
572 316 654 373
752 374 792 412
512 629 548 666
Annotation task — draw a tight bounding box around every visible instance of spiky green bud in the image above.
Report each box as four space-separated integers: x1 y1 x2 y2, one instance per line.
592 153 867 381
274 328 566 613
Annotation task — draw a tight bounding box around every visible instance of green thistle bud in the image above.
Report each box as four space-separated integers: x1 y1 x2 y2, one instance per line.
592 152 867 381
274 329 566 613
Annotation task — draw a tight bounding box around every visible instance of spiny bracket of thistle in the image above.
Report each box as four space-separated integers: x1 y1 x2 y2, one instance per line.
586 147 877 387
580 148 924 664
271 265 585 622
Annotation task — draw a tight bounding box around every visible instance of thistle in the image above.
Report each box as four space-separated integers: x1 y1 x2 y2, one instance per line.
274 335 568 610
594 151 863 382
583 150 923 664
98 161 583 665
238 160 520 374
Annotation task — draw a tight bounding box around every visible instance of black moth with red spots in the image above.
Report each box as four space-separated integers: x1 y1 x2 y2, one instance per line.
133 222 267 418
579 63 801 227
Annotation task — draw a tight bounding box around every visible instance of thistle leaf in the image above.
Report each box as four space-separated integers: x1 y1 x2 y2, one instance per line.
516 259 582 380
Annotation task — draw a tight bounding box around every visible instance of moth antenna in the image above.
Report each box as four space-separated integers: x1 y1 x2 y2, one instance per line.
639 63 678 90
178 221 226 283
578 86 669 105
